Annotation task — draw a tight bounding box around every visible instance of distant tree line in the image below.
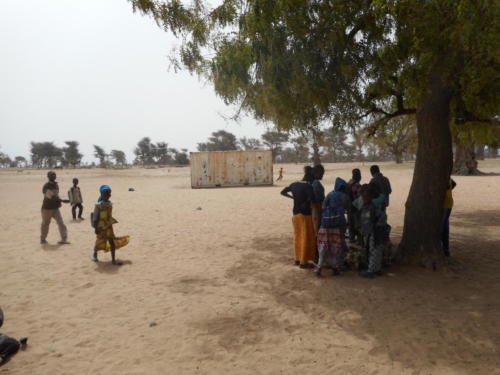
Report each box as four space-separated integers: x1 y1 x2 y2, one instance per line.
1 126 497 168
0 138 190 168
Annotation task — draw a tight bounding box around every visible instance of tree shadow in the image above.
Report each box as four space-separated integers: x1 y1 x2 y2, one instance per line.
94 260 133 274
452 209 500 228
223 232 500 373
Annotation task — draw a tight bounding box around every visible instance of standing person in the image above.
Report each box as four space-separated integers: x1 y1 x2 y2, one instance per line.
91 185 130 265
369 165 392 210
358 184 388 278
40 171 69 245
276 167 284 181
311 165 325 233
442 178 457 257
281 170 316 269
315 181 348 277
347 169 362 243
68 178 84 220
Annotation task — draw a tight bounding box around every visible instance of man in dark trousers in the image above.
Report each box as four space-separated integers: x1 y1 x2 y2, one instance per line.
369 165 392 210
40 171 69 244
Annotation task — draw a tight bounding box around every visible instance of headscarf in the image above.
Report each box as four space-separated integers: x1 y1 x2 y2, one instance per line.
98 185 111 202
334 177 347 192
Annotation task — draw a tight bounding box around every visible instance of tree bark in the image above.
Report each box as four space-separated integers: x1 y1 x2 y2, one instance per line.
399 71 453 269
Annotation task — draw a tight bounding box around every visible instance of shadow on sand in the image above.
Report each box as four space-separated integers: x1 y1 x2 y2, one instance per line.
94 260 133 274
221 211 500 373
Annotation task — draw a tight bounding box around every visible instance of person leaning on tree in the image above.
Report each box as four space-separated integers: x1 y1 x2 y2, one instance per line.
40 171 70 245
442 178 457 257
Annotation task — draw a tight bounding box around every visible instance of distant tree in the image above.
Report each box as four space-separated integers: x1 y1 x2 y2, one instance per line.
349 129 366 163
110 150 127 166
197 130 238 152
487 143 498 158
320 127 355 163
452 121 500 175
134 137 154 165
62 141 83 167
261 130 289 162
239 137 262 150
171 148 190 165
93 145 108 167
0 152 11 168
30 142 63 168
372 116 418 164
152 142 172 165
290 135 310 163
14 156 27 168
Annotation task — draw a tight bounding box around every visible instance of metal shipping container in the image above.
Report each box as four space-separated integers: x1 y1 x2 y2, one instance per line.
190 150 273 188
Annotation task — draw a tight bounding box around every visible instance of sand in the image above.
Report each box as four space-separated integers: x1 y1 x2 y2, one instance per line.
0 161 499 375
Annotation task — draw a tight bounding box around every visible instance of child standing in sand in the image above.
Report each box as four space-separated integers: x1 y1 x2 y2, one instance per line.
68 178 84 220
91 185 129 265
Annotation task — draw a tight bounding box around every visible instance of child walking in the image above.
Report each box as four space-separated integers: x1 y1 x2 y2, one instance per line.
68 178 84 220
91 185 130 265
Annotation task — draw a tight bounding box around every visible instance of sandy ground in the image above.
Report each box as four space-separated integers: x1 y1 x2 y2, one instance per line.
0 160 499 375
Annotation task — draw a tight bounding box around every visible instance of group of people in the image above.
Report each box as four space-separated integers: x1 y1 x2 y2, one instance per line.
281 165 392 278
40 171 129 265
281 164 457 278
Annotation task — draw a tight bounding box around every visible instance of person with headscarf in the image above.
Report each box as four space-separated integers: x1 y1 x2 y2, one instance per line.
314 178 349 277
40 171 69 245
280 168 316 268
311 165 325 233
91 185 130 265
346 169 362 243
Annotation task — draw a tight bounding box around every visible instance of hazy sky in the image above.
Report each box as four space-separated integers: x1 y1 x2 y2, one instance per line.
0 0 267 163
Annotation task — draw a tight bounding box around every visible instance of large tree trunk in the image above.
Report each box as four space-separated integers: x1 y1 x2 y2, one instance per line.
453 139 480 175
399 73 453 269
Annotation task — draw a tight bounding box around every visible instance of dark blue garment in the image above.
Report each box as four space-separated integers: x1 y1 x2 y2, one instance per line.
281 181 314 215
321 191 346 229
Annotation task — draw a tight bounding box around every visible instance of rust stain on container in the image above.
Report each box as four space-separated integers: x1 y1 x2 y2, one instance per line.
190 150 273 188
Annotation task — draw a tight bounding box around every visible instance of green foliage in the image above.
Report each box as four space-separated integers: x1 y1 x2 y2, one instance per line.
372 116 418 163
30 142 63 168
63 141 83 167
239 137 262 150
110 150 127 166
93 145 108 167
129 0 499 142
261 130 289 161
197 130 238 151
134 137 155 165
